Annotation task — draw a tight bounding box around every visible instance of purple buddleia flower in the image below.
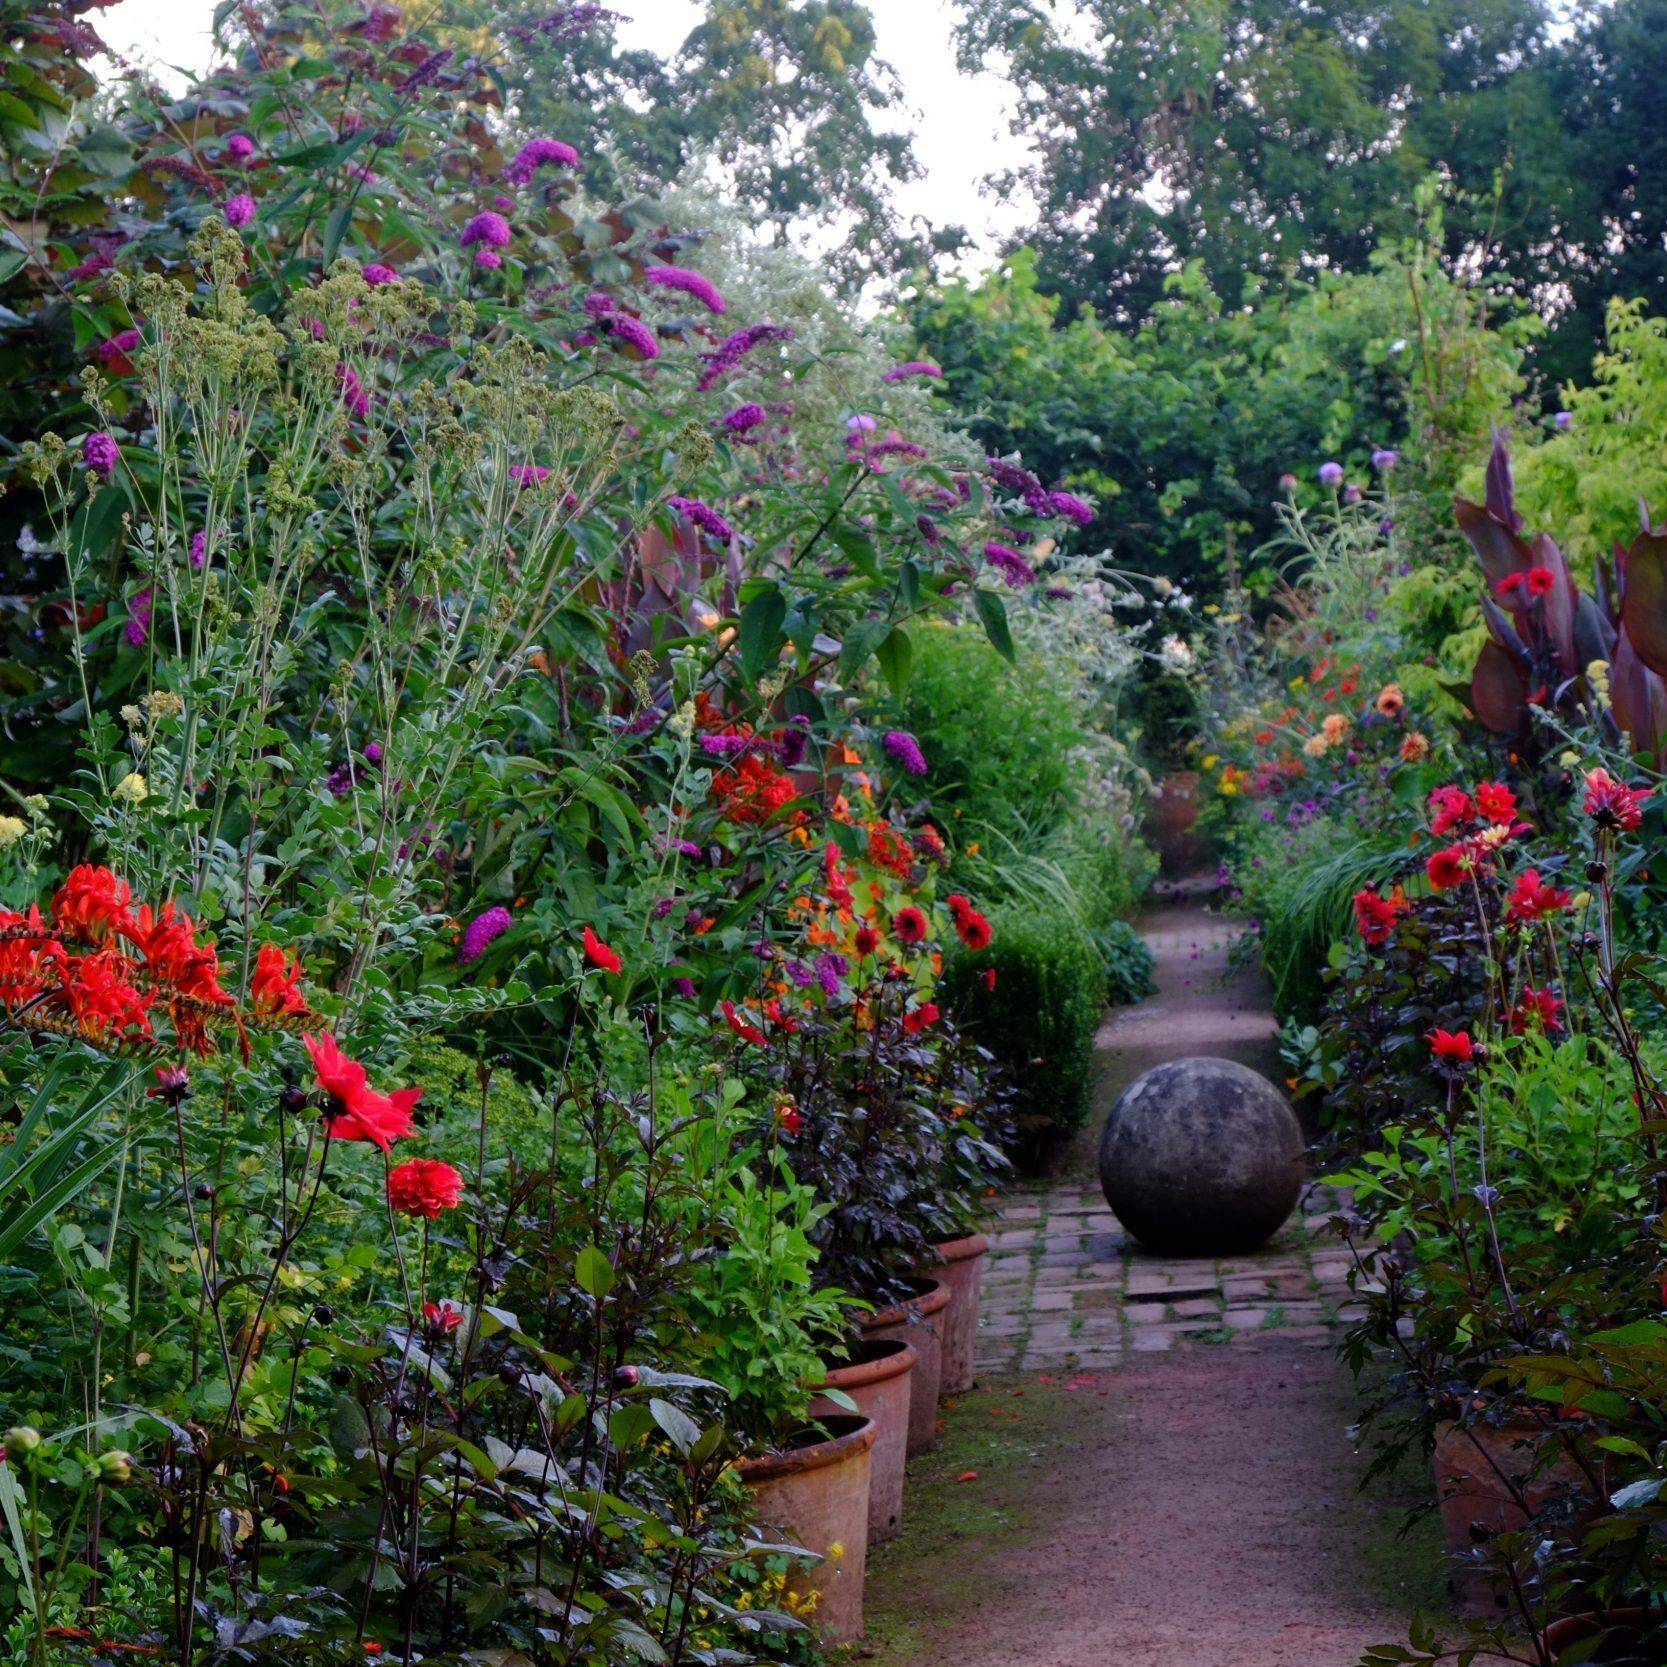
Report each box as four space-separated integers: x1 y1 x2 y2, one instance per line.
814 952 848 998
224 193 255 229
474 250 502 271
719 402 768 436
882 360 941 382
669 495 734 543
97 329 141 364
882 730 927 776
459 905 512 965
397 47 455 91
862 438 928 461
602 312 659 359
986 456 1042 501
1046 489 1094 525
84 432 120 477
189 531 208 568
460 211 512 250
643 265 726 315
983 541 1036 588
776 716 812 769
698 733 751 757
653 897 674 919
785 957 814 988
361 262 399 286
697 323 793 391
581 291 616 317
673 976 697 999
124 587 152 648
225 133 256 162
503 137 581 184
916 514 942 545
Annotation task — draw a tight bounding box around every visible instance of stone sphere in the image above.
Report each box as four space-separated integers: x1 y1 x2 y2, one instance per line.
1098 1057 1305 1256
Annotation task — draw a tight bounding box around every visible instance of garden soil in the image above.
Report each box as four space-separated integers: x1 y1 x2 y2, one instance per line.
860 881 1447 1667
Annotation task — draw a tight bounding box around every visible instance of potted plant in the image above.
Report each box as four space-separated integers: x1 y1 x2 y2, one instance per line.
810 1338 917 1541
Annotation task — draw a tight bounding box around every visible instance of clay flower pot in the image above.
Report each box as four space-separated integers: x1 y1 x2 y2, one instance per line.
862 1276 951 1455
811 1338 917 1543
917 1232 988 1395
1544 1607 1660 1662
1432 1418 1602 1616
738 1414 876 1645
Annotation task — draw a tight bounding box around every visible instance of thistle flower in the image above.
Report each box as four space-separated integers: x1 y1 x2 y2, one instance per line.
881 730 927 777
459 905 512 964
643 265 727 314
224 193 255 229
1318 461 1344 488
1553 411 1572 431
1371 448 1399 471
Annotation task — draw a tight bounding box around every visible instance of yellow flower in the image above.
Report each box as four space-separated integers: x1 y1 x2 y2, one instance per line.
113 772 149 806
826 1541 845 1561
1201 754 1219 770
0 816 26 850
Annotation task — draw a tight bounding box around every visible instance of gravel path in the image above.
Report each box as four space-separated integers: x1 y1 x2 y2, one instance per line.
860 883 1446 1667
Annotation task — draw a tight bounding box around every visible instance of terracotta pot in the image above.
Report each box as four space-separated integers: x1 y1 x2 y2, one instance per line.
738 1414 876 1645
916 1232 988 1395
1544 1608 1661 1662
1146 770 1206 877
1432 1419 1601 1617
810 1338 917 1544
862 1276 951 1455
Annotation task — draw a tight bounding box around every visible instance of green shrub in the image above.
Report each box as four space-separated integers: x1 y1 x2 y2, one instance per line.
942 904 1104 1159
1094 917 1156 1007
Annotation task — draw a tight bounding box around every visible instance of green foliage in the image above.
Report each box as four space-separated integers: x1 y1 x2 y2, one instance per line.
1093 918 1156 1009
941 907 1103 1156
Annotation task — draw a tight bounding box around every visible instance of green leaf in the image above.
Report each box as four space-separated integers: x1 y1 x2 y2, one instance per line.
875 624 912 695
838 618 892 680
739 586 787 682
973 589 1015 663
575 1244 616 1299
649 1398 701 1454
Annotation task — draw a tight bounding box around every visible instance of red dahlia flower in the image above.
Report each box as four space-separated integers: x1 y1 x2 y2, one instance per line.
421 1299 463 1336
582 925 623 975
1509 986 1565 1034
893 905 929 945
902 1002 940 1035
1352 885 1407 946
1428 786 1475 837
1427 1028 1474 1064
853 925 881 957
1525 566 1555 598
1583 768 1650 832
387 1158 465 1218
721 999 768 1047
1506 869 1572 925
1473 781 1519 826
304 1032 421 1152
1426 847 1468 891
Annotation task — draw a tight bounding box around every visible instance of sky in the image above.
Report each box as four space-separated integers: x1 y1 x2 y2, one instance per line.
94 0 1030 253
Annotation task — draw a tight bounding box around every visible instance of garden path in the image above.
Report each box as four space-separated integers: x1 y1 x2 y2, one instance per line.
861 882 1445 1667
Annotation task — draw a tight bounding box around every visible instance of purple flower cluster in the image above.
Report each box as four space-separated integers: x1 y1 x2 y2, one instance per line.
915 513 942 545
644 265 727 315
814 951 848 998
698 733 751 758
777 716 812 769
669 495 735 543
856 437 928 462
1318 460 1345 488
225 133 256 162
224 193 255 229
697 323 793 391
1046 489 1094 525
718 402 768 436
461 211 512 250
601 312 659 360
504 136 581 184
785 957 815 988
882 360 942 383
189 531 209 569
459 905 512 965
986 456 1043 502
881 730 927 777
983 541 1037 588
361 262 399 286
1371 448 1399 471
506 5 621 45
97 329 141 364
84 432 119 477
397 47 455 92
124 587 153 649
509 463 551 486
337 362 370 419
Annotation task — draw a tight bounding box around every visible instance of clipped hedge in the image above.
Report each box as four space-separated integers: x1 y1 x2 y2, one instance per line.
943 903 1105 1162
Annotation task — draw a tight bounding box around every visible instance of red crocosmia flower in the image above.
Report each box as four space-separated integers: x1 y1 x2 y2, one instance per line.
982 967 997 991
712 755 796 823
1583 768 1650 833
0 905 57 1011
1510 986 1565 1035
721 999 768 1047
304 1032 421 1152
866 824 915 877
1428 785 1476 836
250 944 312 1020
893 905 929 945
1352 885 1407 947
1506 868 1572 925
582 925 623 975
853 924 881 957
1427 1028 1474 1064
1473 781 1519 826
1426 847 1468 891
421 1300 463 1336
387 1158 465 1218
902 1001 941 1035
52 864 137 944
50 946 154 1045
1525 566 1555 598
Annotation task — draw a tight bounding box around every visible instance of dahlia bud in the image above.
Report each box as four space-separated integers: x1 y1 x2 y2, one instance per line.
312 1305 335 1328
612 1364 640 1389
98 1449 134 1485
1586 860 1608 882
4 1426 42 1460
193 1182 213 1201
330 1364 354 1388
279 1084 308 1114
